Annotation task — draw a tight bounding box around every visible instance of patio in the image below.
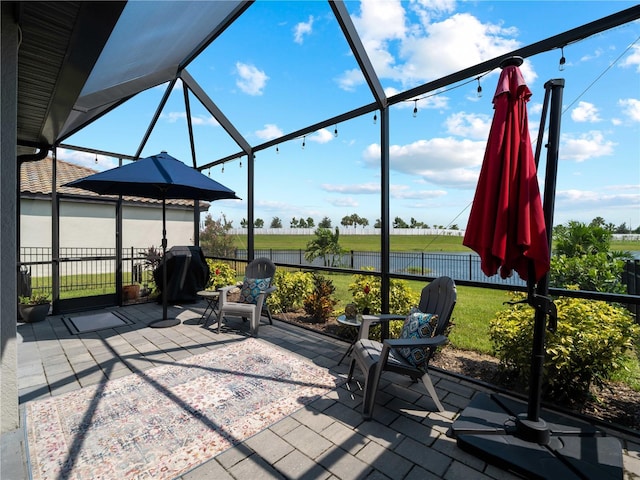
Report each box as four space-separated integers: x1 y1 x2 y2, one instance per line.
3 300 640 479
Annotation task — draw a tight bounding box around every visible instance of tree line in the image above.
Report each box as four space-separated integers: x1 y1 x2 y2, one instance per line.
239 214 459 230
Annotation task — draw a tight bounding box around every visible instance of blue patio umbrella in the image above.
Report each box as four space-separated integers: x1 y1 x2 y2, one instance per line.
65 151 239 327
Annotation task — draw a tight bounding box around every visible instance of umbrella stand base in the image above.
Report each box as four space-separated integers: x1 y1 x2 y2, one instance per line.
451 393 623 479
148 318 181 328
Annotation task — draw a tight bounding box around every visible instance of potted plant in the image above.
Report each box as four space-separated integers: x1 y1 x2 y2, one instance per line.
18 292 51 323
122 283 140 301
139 246 162 298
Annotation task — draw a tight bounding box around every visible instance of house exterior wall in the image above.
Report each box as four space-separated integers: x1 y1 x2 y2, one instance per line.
1 6 19 434
20 198 197 250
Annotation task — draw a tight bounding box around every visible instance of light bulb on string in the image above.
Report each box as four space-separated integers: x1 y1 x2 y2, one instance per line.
334 125 338 138
276 145 279 154
239 157 242 168
95 154 98 164
302 136 306 149
559 46 566 71
412 100 418 118
373 113 377 125
208 168 211 177
476 78 482 98
221 163 225 173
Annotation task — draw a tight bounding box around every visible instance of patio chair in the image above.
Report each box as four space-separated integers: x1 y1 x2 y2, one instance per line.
347 276 457 419
215 258 277 336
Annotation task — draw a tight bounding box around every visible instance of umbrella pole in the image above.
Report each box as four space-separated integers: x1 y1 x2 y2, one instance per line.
454 77 622 479
517 79 564 441
149 198 180 328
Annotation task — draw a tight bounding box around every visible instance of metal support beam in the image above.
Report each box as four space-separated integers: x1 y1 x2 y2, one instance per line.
135 78 178 159
380 107 390 337
330 0 387 108
247 150 255 260
392 5 640 105
180 69 251 157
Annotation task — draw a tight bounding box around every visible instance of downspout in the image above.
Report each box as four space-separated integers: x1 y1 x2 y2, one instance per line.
17 146 50 304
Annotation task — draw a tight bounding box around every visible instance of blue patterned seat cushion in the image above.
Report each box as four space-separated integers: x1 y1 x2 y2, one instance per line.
239 277 271 304
397 308 439 370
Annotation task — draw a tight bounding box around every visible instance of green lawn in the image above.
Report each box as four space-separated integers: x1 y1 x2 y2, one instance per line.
234 234 469 252
296 272 508 356
233 233 639 253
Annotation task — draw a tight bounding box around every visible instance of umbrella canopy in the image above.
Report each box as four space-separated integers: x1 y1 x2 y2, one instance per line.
65 151 239 202
65 151 239 327
463 59 549 282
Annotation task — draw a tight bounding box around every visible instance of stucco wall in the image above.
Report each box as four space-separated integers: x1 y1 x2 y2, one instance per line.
20 198 197 250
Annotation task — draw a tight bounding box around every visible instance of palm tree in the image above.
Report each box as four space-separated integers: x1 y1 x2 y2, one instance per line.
305 227 343 267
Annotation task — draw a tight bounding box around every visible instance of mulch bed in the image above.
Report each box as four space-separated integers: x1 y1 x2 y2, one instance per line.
274 312 640 433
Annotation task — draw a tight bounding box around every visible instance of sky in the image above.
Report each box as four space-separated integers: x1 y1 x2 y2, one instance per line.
61 1 640 232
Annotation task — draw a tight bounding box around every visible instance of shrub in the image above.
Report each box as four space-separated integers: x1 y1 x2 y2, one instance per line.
303 273 337 323
550 253 627 294
267 270 314 314
490 292 639 405
348 268 419 314
205 260 237 290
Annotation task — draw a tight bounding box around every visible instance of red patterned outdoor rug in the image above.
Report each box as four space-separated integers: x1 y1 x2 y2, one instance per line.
26 338 342 480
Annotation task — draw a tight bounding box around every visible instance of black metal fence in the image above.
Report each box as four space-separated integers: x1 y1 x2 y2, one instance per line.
19 247 151 299
237 249 527 287
18 247 640 310
623 260 640 315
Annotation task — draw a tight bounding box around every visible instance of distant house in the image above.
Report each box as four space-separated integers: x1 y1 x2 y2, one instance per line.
20 158 208 251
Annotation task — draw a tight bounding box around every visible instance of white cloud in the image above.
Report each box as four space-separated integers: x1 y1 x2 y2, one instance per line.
328 196 359 208
445 112 491 139
619 98 640 122
560 131 616 162
255 124 283 140
352 0 535 88
320 182 447 200
294 15 313 44
579 48 603 63
336 68 365 92
256 200 291 212
58 149 118 171
321 183 380 194
362 137 486 188
556 188 640 210
390 184 447 199
393 92 449 111
309 128 335 144
409 0 456 25
235 62 269 95
620 44 640 72
161 112 219 126
571 101 601 123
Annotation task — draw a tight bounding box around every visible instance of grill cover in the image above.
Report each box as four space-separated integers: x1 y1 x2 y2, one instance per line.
153 246 210 303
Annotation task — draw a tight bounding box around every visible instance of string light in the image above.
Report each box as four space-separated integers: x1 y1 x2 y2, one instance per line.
302 136 306 149
373 113 377 125
95 154 98 164
476 77 482 98
276 145 279 154
239 157 242 168
412 100 418 118
559 46 566 71
208 168 211 177
221 163 225 173
334 125 338 138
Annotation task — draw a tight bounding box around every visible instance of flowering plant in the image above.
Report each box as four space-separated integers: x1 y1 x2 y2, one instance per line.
348 267 420 317
206 260 237 289
348 271 378 314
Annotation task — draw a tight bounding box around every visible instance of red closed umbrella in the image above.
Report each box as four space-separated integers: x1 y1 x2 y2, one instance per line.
463 58 549 282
